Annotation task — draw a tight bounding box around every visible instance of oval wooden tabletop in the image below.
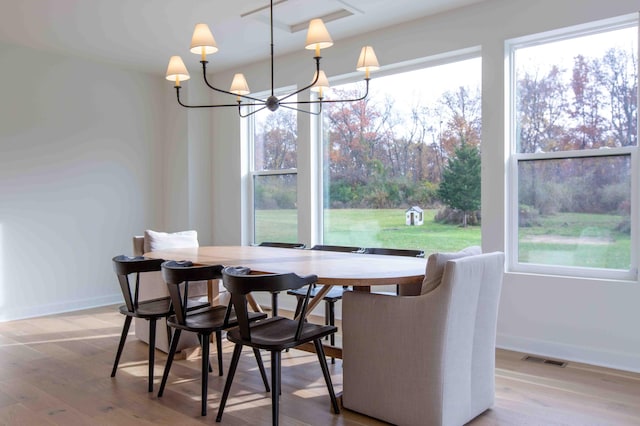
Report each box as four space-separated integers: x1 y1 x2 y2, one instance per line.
145 245 426 287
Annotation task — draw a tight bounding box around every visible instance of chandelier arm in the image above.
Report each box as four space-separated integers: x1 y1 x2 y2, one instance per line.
277 57 321 103
280 79 370 106
175 87 243 108
279 103 322 116
238 105 269 118
200 61 265 103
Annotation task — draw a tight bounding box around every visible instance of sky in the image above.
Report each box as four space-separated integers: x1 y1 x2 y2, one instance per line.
330 57 482 120
515 26 638 76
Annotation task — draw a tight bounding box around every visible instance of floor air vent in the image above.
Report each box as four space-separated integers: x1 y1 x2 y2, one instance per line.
522 355 567 367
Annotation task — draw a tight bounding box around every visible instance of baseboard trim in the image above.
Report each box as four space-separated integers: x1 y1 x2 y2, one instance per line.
0 294 122 322
497 333 640 373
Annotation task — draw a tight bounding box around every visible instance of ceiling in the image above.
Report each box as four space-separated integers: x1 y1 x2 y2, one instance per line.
0 0 486 75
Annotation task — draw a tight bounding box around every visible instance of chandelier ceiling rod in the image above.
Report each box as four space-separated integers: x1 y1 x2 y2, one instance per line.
165 0 380 117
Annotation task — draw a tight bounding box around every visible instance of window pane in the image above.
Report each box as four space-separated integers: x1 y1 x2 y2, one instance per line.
253 99 297 171
512 20 637 276
515 27 638 153
518 154 631 270
253 173 297 243
322 58 482 252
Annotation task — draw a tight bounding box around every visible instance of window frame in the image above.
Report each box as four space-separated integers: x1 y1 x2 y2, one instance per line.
506 14 639 281
246 86 299 245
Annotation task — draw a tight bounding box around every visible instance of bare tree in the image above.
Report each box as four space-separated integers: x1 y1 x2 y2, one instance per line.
517 66 568 153
602 47 638 147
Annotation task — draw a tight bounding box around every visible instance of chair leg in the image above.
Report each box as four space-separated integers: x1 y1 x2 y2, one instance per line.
277 349 282 396
271 351 281 426
148 318 157 392
215 331 223 376
272 292 279 317
324 301 329 342
328 301 335 364
324 301 329 326
313 339 340 414
110 315 132 377
253 348 270 392
158 328 182 397
201 333 210 416
198 334 213 373
216 343 243 423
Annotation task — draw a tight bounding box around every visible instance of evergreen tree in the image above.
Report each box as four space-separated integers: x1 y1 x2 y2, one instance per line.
437 143 481 227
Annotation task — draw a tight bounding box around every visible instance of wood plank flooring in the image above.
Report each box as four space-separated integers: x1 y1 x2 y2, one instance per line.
0 305 638 425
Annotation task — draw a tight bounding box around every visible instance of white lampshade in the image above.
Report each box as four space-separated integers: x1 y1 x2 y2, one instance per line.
229 73 250 95
356 46 380 72
310 70 330 92
305 19 333 52
190 23 219 57
165 56 190 85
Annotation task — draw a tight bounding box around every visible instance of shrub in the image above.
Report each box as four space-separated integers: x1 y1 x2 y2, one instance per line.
518 204 541 227
435 207 481 226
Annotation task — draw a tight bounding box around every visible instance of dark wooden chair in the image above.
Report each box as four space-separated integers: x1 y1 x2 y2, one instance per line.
258 241 306 249
308 244 363 253
111 255 209 392
286 244 362 363
361 247 425 258
157 261 269 416
362 247 425 294
216 266 340 425
258 241 306 316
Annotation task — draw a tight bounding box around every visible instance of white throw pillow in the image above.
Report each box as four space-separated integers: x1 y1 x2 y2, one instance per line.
143 229 199 253
421 245 481 294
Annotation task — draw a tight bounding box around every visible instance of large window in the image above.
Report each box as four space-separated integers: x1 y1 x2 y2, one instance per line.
508 16 638 279
250 92 298 244
320 57 482 252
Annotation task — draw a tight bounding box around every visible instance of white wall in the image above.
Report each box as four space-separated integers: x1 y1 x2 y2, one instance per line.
205 0 640 372
1 0 637 373
0 43 171 320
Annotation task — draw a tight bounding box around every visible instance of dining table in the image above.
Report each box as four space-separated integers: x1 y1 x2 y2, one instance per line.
144 245 427 359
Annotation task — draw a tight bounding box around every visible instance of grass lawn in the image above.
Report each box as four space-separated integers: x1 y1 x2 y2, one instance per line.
255 208 481 254
518 212 630 269
255 208 630 269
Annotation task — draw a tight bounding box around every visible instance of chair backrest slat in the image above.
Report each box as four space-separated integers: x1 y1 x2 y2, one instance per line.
294 283 315 340
168 282 186 324
133 273 140 307
117 274 135 312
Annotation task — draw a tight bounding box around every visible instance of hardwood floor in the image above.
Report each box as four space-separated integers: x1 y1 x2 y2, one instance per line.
0 305 638 425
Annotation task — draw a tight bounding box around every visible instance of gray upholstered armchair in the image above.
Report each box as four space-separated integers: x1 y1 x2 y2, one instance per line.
342 251 505 426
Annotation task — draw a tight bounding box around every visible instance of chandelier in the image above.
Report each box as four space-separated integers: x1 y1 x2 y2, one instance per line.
164 0 379 117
